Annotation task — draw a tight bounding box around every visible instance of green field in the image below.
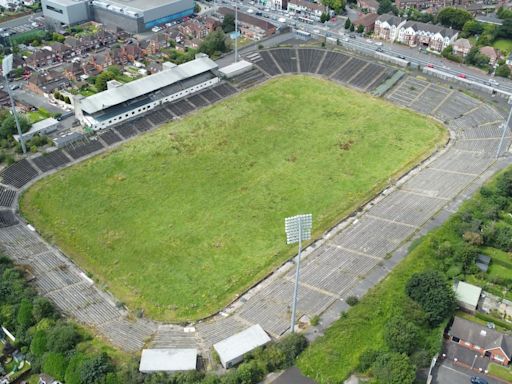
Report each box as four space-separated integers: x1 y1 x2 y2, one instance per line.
493 39 512 55
21 76 445 322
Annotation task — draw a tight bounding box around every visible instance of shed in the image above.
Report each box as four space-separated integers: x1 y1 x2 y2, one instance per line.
476 254 491 273
52 131 84 148
219 60 253 79
454 281 482 313
213 324 271 368
14 117 59 142
138 348 197 373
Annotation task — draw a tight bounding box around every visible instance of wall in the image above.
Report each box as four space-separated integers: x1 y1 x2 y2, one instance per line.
143 0 194 28
92 7 144 33
42 0 90 25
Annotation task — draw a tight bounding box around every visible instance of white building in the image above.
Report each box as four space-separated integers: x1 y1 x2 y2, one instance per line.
397 21 458 52
454 281 482 313
139 349 197 373
76 54 219 131
374 14 405 42
287 0 325 21
213 324 271 368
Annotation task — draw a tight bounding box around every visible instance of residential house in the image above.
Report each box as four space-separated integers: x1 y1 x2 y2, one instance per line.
452 38 472 56
63 61 84 81
169 30 185 45
448 316 512 366
357 0 379 13
353 13 379 33
47 41 71 61
374 14 405 42
146 33 170 55
395 0 471 10
219 8 277 39
26 70 71 97
25 48 55 68
268 0 288 9
90 50 114 72
203 16 220 33
480 46 499 66
64 36 82 55
180 19 208 39
122 43 144 62
397 21 459 52
287 0 326 21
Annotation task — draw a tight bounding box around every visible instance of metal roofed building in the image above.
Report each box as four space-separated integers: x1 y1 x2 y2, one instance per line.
14 118 59 143
454 280 482 313
213 324 271 368
139 348 197 373
219 60 253 79
76 54 219 130
43 0 194 32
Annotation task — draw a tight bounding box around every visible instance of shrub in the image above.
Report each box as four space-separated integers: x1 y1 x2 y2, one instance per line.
30 330 48 357
346 295 359 306
384 316 419 354
357 349 379 372
235 360 265 384
46 322 81 353
310 315 320 326
371 352 416 384
42 352 68 381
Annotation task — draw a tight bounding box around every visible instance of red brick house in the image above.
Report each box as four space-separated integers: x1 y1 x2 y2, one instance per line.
448 317 512 366
357 0 379 13
353 13 378 33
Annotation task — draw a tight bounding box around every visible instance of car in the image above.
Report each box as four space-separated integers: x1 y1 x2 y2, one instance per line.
343 37 349 42
349 34 356 38
366 38 372 43
489 79 499 86
151 26 161 32
256 11 262 15
375 41 383 46
247 8 254 13
427 63 434 68
470 377 488 384
376 47 383 52
457 73 467 79
397 55 406 59
313 29 320 34
10 84 19 91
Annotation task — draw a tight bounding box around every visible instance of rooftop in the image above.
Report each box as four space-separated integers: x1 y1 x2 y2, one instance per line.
139 349 197 372
454 281 482 309
449 316 512 358
80 55 217 114
92 0 182 13
213 324 271 367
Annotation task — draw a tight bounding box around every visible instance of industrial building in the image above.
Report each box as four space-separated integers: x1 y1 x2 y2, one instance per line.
42 0 194 32
75 54 219 131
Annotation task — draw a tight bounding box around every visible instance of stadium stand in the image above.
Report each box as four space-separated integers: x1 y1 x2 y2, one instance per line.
0 186 16 207
115 123 139 139
317 51 350 76
99 129 124 146
64 138 105 160
32 150 71 173
269 48 298 73
0 159 39 188
297 48 324 73
0 210 17 227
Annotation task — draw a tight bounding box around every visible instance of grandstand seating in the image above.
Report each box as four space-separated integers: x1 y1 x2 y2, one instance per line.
32 150 71 173
0 186 16 207
297 48 324 73
199 89 221 103
99 129 123 146
64 139 104 160
317 51 350 76
187 94 209 108
253 51 282 76
115 123 139 139
0 210 17 227
212 83 237 98
0 159 39 188
269 48 298 73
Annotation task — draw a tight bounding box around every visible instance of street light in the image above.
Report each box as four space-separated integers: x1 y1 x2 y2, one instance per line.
2 54 26 154
285 213 312 333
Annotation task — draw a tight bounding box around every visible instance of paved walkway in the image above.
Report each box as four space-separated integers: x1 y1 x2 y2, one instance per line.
0 47 510 356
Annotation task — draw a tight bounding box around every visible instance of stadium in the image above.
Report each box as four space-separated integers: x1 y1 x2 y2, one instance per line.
0 45 510 368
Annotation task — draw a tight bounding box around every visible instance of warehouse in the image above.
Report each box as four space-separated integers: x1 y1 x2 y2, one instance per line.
75 54 219 131
139 349 197 372
43 0 194 32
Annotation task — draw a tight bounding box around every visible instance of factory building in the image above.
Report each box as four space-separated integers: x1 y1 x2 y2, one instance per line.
75 54 219 131
42 0 194 32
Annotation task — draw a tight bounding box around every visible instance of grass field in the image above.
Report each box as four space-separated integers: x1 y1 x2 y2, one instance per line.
493 39 512 55
21 76 445 322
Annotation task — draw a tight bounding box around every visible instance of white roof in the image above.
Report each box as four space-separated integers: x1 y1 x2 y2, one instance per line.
31 117 59 131
454 281 482 309
214 324 271 367
80 56 217 114
219 60 253 76
139 349 197 373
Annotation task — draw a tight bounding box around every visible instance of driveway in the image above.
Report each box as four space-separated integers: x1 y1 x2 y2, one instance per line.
432 361 504 384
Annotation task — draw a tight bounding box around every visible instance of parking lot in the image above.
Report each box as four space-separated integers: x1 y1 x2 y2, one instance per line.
432 362 504 384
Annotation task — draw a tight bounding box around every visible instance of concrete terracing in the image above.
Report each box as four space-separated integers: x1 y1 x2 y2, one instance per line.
0 47 510 356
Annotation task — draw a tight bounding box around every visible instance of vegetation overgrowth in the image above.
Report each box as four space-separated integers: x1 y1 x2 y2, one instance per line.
21 76 445 322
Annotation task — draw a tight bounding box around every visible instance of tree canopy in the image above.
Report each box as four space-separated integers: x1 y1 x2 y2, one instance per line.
405 271 456 326
222 14 235 33
437 7 473 30
384 316 419 355
371 352 416 384
199 30 230 57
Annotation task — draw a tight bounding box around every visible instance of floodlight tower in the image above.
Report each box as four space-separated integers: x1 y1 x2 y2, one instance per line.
2 54 26 154
285 214 312 333
496 96 512 158
234 0 239 62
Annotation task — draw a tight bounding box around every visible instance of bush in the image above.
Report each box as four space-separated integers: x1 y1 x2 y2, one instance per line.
357 349 379 372
46 322 81 353
346 295 359 306
405 271 456 326
30 330 48 357
42 352 68 381
371 352 416 384
310 315 320 326
235 360 265 384
384 316 419 354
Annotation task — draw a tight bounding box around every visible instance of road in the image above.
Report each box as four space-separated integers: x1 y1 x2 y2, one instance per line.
0 11 43 35
213 0 512 94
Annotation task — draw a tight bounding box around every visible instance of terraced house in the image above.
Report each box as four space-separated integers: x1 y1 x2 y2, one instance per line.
374 14 405 42
397 21 459 52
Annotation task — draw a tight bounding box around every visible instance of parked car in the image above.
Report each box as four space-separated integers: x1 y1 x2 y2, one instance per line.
375 41 383 46
427 63 434 68
489 79 499 86
457 73 467 79
376 47 383 52
470 377 488 384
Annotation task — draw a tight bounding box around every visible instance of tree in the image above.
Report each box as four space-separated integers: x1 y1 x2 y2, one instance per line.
42 352 68 381
95 71 115 92
16 298 34 330
378 0 394 15
357 24 364 33
79 353 115 384
199 30 229 57
32 297 55 322
0 115 31 139
46 323 81 353
405 271 456 326
236 360 265 384
371 352 416 384
497 19 512 39
465 46 490 69
194 2 201 13
384 316 419 354
349 23 355 32
345 18 351 30
321 0 345 14
437 7 472 30
496 63 511 78
52 32 65 43
30 330 48 357
222 14 235 33
357 349 380 372
320 12 330 23
461 20 484 38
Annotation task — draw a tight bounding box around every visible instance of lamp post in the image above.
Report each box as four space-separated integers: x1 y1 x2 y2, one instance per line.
234 0 238 62
2 54 26 154
285 213 312 333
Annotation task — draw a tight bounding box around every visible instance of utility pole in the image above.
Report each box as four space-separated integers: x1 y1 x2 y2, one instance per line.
2 54 26 154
